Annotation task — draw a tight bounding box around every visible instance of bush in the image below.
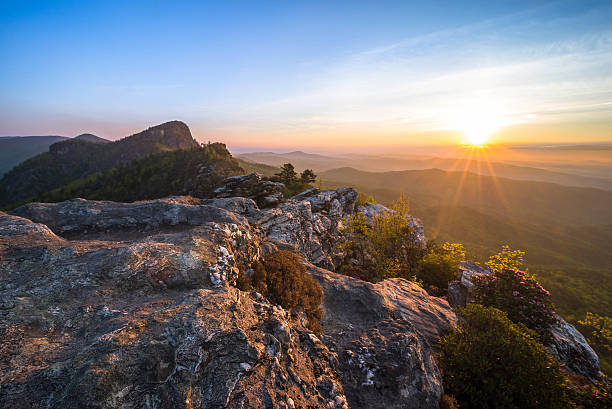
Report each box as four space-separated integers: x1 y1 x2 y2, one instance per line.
417 242 465 295
439 304 571 409
340 195 426 282
237 250 323 332
485 244 525 272
472 268 558 343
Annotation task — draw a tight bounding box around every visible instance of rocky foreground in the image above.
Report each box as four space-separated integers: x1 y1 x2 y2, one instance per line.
0 175 602 408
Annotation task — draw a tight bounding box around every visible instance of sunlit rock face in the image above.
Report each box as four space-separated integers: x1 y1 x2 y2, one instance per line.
1 190 446 409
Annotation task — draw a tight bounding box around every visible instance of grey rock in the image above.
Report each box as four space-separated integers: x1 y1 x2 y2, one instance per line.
11 196 249 234
308 264 456 409
548 317 603 381
214 173 285 208
0 208 345 409
1 194 449 409
446 261 493 307
257 187 428 272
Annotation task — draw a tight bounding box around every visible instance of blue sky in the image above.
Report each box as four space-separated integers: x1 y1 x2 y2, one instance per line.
1 0 611 150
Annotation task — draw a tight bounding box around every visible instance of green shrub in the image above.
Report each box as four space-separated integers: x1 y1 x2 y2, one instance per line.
340 195 426 282
439 304 571 409
417 242 465 295
237 250 323 332
472 268 558 343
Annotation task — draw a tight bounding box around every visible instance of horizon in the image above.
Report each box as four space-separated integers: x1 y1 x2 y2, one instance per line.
1 0 612 151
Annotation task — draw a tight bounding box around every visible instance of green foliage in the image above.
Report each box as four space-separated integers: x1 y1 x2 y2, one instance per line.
565 376 612 409
485 244 525 272
368 195 424 279
275 163 318 197
28 144 242 204
340 195 426 282
577 312 612 375
0 121 198 207
355 192 376 207
276 163 298 185
300 169 317 184
439 304 572 409
417 242 465 295
472 268 558 343
237 250 323 332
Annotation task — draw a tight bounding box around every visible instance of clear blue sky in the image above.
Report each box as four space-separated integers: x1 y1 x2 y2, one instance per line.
1 0 611 150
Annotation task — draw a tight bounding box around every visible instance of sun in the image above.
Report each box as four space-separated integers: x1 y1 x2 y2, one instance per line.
463 124 492 146
451 98 505 147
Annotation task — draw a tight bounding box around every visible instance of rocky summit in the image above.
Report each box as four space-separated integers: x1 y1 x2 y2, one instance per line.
0 178 603 408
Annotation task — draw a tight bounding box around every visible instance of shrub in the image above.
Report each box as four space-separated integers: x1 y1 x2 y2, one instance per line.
341 195 426 282
417 242 465 295
485 244 525 272
438 304 571 409
237 250 323 332
472 268 558 343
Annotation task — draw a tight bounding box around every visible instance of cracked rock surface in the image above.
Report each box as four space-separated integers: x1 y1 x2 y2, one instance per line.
2 189 447 408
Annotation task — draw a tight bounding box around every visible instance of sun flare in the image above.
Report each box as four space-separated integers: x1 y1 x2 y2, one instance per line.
452 99 506 147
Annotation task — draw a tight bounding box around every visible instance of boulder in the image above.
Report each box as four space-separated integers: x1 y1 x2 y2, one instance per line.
308 264 457 409
257 188 358 270
11 196 249 234
446 261 493 307
214 173 285 208
548 317 603 381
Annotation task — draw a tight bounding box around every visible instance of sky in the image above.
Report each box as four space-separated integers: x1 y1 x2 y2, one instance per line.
1 0 611 151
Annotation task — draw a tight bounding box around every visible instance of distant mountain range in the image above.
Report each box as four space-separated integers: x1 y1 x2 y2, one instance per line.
0 121 198 206
237 150 612 190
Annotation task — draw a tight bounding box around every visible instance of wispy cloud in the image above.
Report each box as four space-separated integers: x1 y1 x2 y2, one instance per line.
222 3 612 141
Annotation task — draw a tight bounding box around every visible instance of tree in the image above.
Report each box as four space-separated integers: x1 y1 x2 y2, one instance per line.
439 304 571 409
276 163 298 185
300 169 317 184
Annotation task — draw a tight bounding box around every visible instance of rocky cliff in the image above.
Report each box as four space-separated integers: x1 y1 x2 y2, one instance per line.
0 178 602 408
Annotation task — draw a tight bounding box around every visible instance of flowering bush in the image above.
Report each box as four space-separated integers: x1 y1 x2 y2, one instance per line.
472 268 558 343
438 304 571 409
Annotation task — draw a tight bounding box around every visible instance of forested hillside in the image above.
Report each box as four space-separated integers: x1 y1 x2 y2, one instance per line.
0 121 198 206
23 143 243 205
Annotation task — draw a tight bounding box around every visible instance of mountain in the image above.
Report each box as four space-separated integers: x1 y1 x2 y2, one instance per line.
0 121 199 207
318 167 612 328
320 167 612 227
31 143 245 204
0 135 68 176
73 133 109 144
238 151 612 190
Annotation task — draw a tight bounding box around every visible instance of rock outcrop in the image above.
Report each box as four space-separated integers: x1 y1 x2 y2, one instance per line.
1 191 449 409
308 265 456 409
214 173 285 208
257 188 426 271
549 317 603 381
